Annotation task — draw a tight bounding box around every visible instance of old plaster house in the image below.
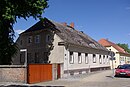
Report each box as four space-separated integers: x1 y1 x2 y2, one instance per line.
13 18 111 78
98 38 130 69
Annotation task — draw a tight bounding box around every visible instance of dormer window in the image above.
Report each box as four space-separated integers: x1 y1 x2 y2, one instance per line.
89 43 96 48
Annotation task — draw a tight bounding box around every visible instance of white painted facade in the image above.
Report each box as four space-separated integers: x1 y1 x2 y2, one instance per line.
63 49 110 77
64 52 109 70
49 34 64 63
49 34 110 78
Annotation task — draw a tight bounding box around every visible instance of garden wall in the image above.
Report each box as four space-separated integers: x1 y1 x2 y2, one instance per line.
0 65 26 83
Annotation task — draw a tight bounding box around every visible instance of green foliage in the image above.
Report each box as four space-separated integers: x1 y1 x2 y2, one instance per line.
117 43 130 53
0 0 48 64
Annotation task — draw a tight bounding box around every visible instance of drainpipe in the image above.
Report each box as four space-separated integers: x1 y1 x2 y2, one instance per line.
65 43 69 77
109 51 115 78
111 58 114 76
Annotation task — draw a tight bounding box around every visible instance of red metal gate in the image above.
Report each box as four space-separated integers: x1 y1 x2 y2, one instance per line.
28 64 52 84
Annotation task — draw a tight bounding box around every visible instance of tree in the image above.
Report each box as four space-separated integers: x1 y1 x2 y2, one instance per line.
0 0 48 65
117 43 130 53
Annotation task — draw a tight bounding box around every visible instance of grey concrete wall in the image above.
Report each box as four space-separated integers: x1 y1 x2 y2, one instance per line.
0 65 26 83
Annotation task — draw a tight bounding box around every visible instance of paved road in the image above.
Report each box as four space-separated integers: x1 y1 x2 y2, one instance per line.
34 70 130 87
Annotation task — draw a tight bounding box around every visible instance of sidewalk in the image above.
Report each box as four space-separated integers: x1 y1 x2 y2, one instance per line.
32 70 112 87
0 82 29 87
0 70 113 87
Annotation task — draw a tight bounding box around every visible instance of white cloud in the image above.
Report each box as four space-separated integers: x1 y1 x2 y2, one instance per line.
15 29 25 34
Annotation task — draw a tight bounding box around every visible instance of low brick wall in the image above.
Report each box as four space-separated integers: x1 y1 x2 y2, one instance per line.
0 65 26 83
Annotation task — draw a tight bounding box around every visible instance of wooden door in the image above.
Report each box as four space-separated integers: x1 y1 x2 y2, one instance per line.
28 64 52 84
57 64 61 79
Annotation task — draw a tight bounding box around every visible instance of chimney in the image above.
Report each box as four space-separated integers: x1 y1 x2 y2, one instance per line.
70 22 74 28
63 22 67 26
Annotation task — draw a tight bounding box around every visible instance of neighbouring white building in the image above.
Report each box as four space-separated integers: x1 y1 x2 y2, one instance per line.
99 38 130 69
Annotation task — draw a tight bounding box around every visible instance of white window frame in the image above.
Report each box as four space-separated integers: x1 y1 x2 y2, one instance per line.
103 55 105 64
85 53 89 64
69 52 74 64
78 53 82 64
93 54 96 63
99 55 102 64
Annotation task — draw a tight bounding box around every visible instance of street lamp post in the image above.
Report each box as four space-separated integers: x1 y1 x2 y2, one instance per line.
109 51 115 78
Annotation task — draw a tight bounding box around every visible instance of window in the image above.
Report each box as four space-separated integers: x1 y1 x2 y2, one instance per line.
35 35 40 43
78 53 82 64
93 54 96 63
28 36 32 43
103 55 105 64
99 55 102 64
85 53 89 64
69 52 74 64
120 56 125 61
46 34 51 43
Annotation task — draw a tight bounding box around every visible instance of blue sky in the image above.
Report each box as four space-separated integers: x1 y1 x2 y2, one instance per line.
14 0 130 46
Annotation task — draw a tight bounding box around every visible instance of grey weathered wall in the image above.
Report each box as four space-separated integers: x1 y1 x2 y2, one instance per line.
0 65 26 83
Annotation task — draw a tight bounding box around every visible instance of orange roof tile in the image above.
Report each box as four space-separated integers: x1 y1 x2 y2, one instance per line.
98 38 126 53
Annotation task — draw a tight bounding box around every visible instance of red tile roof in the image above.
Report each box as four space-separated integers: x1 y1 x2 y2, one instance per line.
98 38 126 53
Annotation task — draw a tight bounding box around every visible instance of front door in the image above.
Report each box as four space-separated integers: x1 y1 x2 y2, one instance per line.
57 64 61 79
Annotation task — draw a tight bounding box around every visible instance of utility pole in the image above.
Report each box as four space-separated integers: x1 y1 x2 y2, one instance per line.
109 51 115 78
111 58 114 77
